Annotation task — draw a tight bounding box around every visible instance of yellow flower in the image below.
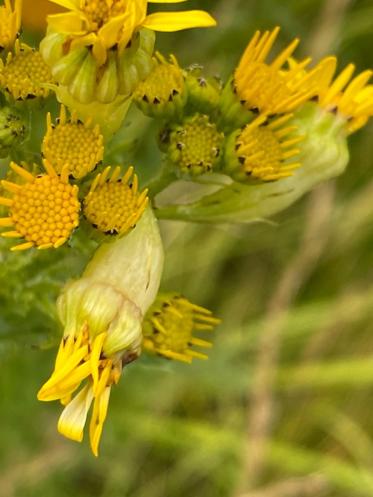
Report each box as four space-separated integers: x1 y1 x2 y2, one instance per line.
47 0 216 66
83 165 149 235
0 0 22 50
143 293 220 363
133 53 186 118
38 207 164 456
0 40 54 99
310 56 373 134
234 27 319 115
0 160 80 251
225 114 303 182
42 105 104 179
166 113 225 176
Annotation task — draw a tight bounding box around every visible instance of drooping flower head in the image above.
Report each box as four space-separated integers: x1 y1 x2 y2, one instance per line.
224 114 303 182
38 207 164 456
47 0 216 66
43 105 104 179
0 160 80 251
143 293 220 363
84 165 149 235
0 0 22 51
0 41 54 100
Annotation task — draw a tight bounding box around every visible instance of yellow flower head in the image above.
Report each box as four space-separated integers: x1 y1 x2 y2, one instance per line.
47 0 216 66
143 293 220 363
225 114 303 182
0 40 54 99
309 56 373 134
37 312 127 457
134 53 186 118
0 160 80 251
234 27 320 115
166 114 224 176
0 0 22 51
38 208 164 456
43 105 104 179
84 165 148 235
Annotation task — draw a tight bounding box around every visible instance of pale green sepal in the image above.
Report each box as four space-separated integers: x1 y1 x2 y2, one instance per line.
84 207 164 314
155 103 349 223
53 85 132 138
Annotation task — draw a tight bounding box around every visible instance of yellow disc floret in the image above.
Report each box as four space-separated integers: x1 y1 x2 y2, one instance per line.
234 27 320 115
228 114 303 182
43 106 104 179
168 114 224 175
84 166 148 235
0 160 80 251
0 0 22 50
0 41 54 99
143 293 220 363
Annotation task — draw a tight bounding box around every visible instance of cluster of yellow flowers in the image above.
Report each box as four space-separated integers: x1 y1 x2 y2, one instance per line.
0 0 372 456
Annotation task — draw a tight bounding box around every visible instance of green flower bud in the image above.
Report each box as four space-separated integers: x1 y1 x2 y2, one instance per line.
185 65 222 114
133 53 186 120
219 79 254 130
164 114 225 176
156 103 349 223
0 106 27 157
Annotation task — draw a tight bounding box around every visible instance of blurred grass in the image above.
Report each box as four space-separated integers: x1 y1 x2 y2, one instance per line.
1 0 373 496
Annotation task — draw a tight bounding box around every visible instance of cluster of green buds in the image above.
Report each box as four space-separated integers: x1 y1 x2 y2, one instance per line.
0 0 372 459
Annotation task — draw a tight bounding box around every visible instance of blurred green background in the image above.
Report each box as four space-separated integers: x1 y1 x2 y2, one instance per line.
1 0 373 496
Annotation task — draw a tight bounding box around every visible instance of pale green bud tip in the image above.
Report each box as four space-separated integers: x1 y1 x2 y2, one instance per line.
164 114 225 176
0 106 27 157
57 279 142 358
185 65 222 114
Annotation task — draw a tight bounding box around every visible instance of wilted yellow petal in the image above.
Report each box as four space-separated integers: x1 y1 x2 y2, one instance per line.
57 385 94 443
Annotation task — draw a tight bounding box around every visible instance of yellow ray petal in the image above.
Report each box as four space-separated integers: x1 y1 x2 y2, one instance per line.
142 10 217 31
58 385 94 443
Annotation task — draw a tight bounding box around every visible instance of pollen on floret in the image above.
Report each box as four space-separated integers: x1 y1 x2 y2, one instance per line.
224 114 303 182
84 166 148 235
42 106 104 179
143 294 221 363
0 41 54 100
234 27 320 115
167 114 224 176
0 0 22 51
0 160 80 251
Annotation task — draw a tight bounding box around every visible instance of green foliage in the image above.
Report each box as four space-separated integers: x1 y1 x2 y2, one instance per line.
1 1 373 496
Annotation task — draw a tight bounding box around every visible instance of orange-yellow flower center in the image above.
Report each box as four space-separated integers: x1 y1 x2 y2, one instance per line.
43 121 104 179
10 175 80 248
81 0 126 29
